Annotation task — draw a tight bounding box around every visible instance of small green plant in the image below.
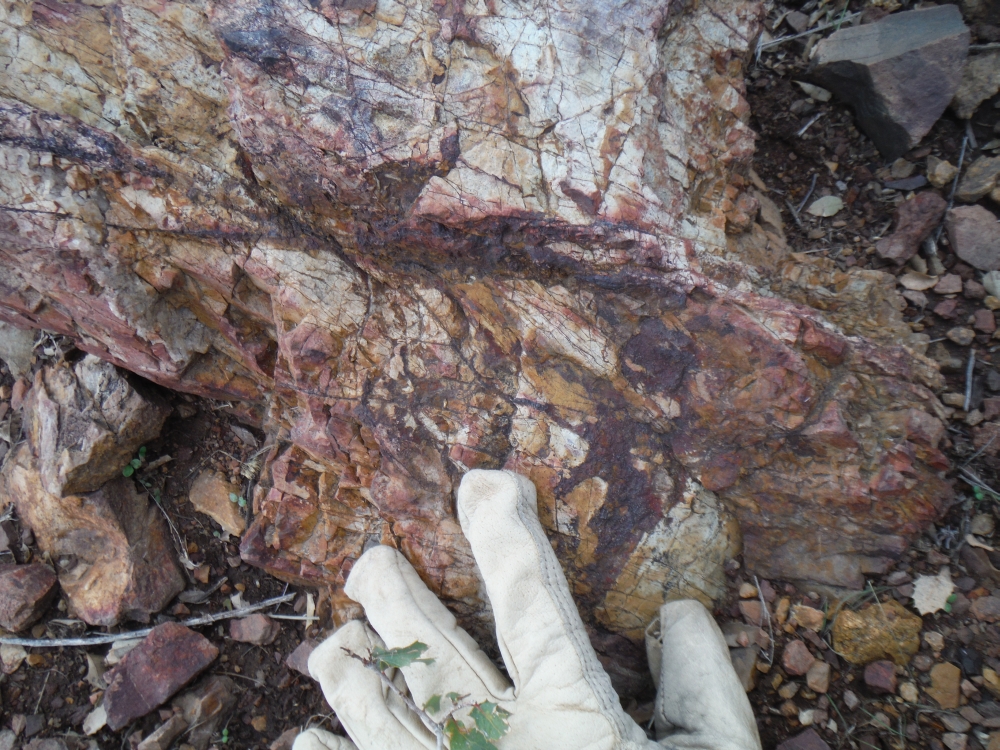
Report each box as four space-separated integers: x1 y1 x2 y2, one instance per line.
229 492 247 509
348 642 510 750
122 446 146 477
220 727 230 744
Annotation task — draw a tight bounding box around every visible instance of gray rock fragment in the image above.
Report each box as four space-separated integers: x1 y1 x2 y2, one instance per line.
810 6 969 159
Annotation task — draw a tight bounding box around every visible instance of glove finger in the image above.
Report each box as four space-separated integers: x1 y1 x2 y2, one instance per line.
456 470 642 741
292 728 358 750
654 600 761 750
345 545 513 712
308 620 437 750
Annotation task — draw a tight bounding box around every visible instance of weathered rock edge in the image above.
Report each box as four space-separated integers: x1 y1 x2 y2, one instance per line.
0 0 951 671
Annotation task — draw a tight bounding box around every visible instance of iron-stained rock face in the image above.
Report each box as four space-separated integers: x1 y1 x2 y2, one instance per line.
0 0 951 671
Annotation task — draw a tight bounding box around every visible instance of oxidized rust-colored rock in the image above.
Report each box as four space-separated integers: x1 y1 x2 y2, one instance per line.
0 0 954 671
0 563 58 632
24 355 170 497
782 640 816 677
831 599 922 666
0 445 184 626
863 660 897 694
876 192 947 265
103 623 219 731
229 613 279 645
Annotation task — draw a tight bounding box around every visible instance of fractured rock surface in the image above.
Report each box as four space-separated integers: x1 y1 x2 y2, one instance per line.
0 445 184 626
0 0 954 665
24 355 170 497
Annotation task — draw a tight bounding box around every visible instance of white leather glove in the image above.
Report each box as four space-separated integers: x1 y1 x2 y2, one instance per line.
293 469 761 750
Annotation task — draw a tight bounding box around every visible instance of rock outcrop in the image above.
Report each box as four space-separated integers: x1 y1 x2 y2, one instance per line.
0 0 952 667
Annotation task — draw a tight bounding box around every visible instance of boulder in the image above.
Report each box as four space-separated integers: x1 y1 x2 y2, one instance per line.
0 0 956 678
875 192 947 264
810 5 969 159
0 445 184 626
948 205 1000 272
23 355 170 497
103 623 218 731
0 563 58 632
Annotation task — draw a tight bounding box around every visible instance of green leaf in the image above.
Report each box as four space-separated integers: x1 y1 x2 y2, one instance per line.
446 692 464 703
138 446 147 458
444 720 495 750
238 497 247 508
229 493 239 503
424 694 442 714
470 702 510 740
130 458 141 469
122 465 135 477
975 487 986 501
371 641 434 670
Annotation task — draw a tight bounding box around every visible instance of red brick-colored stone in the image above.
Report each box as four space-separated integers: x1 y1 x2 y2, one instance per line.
782 640 816 676
864 660 898 694
103 623 218 730
230 613 280 645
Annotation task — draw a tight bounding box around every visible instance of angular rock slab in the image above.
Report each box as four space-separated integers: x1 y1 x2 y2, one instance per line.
103 623 218 731
0 445 184 626
948 205 1000 272
0 563 57 632
25 355 170 497
811 5 969 159
876 191 947 264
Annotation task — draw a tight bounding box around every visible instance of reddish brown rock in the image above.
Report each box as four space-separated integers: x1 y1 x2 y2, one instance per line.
971 596 1000 623
876 192 949 264
739 600 764 627
984 398 1000 422
975 310 997 334
782 640 816 676
0 564 57 632
0 445 184 626
229 613 279 645
948 206 1000 272
810 6 969 159
286 639 319 677
864 660 898 694
103 623 218 731
935 274 965 295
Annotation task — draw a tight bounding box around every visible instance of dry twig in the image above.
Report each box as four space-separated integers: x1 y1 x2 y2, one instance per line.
0 593 295 648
